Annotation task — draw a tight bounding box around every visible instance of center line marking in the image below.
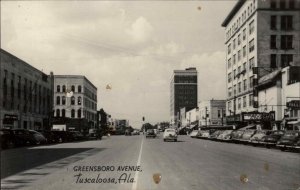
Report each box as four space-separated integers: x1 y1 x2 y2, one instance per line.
132 136 144 190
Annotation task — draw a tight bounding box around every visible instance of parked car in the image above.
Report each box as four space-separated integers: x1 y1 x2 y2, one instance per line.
146 129 156 138
208 130 223 140
163 128 177 142
125 129 132 136
37 130 60 144
189 130 199 138
1 129 16 149
131 130 140 135
249 130 272 145
240 130 257 143
12 129 46 145
51 131 73 142
294 139 300 151
197 130 210 139
276 131 300 151
262 130 285 148
231 130 245 143
217 130 233 141
88 129 102 140
69 131 85 141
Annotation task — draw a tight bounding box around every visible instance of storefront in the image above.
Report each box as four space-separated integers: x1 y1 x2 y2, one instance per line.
241 111 275 130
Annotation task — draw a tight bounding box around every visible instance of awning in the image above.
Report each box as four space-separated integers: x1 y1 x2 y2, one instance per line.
287 120 300 125
258 70 281 88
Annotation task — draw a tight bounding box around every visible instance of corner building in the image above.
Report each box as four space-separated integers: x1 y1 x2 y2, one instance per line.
53 75 97 130
222 0 300 124
170 68 198 125
0 49 54 129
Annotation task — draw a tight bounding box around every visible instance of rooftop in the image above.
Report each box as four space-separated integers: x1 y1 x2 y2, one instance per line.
221 0 246 27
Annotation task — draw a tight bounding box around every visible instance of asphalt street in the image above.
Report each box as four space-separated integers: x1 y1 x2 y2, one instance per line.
1 134 300 190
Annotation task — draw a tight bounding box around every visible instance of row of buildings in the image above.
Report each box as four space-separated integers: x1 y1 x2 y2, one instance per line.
170 0 300 130
0 49 128 132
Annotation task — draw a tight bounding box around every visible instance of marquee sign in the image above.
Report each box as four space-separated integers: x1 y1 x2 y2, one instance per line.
287 100 300 108
242 112 275 121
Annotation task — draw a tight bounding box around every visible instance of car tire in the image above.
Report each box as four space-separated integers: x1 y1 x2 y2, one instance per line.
174 139 177 142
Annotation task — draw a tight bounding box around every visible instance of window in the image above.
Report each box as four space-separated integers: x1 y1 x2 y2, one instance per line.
228 101 232 111
228 58 232 68
238 82 242 93
281 16 293 30
233 54 236 65
234 69 237 79
78 96 82 105
281 35 293 49
249 94 253 106
270 35 277 49
243 62 247 71
250 76 254 88
71 109 75 118
270 0 277 9
234 85 237 95
56 96 60 105
289 0 295 9
78 109 82 118
238 66 241 74
271 54 277 68
62 109 65 117
78 85 82 93
281 54 293 67
71 96 75 105
62 85 66 93
238 98 241 109
71 85 75 92
57 85 60 92
238 50 241 61
249 39 255 52
228 73 232 83
233 39 236 49
228 44 231 54
249 20 255 34
243 46 246 57
243 96 247 108
243 29 246 40
238 34 241 45
62 96 66 105
271 16 277 30
56 109 60 117
228 87 232 97
280 0 286 9
243 79 247 91
249 57 255 70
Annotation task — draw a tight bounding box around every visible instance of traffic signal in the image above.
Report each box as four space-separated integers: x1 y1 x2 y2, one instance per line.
142 117 145 121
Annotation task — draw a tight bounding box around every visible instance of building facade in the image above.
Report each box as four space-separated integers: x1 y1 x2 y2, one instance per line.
222 0 300 125
198 100 226 126
0 49 54 130
53 75 97 130
257 66 300 129
170 67 198 125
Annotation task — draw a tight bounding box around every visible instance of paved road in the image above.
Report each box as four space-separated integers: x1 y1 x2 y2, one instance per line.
1 135 300 190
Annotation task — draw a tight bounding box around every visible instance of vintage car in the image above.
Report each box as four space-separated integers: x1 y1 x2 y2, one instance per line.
276 131 300 151
163 128 177 142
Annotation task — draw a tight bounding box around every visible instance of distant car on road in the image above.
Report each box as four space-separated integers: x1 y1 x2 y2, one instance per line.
88 129 102 140
262 130 285 148
12 129 46 145
146 129 156 138
163 128 177 142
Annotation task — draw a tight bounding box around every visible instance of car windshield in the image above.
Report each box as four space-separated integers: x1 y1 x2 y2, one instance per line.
273 131 284 135
283 133 298 137
166 129 175 132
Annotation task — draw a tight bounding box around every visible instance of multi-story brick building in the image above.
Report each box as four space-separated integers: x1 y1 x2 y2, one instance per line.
0 49 54 129
53 75 97 130
170 68 198 125
198 100 226 126
222 0 300 125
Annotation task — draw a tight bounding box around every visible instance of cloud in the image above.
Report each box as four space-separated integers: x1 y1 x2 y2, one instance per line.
126 17 154 43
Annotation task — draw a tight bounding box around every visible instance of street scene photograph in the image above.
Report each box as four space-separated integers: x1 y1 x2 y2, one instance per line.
1 0 300 189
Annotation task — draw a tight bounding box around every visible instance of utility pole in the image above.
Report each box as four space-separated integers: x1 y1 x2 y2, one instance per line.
205 106 208 127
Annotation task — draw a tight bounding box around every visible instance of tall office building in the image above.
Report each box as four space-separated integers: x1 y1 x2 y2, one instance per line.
53 75 97 130
170 68 198 125
222 0 300 124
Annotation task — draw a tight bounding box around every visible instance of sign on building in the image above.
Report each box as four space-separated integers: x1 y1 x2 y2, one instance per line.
242 112 275 122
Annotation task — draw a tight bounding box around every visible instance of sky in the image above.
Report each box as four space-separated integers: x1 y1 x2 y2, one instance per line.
1 1 237 128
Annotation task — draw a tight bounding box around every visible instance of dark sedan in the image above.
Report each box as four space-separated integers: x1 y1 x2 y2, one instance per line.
276 131 300 151
146 129 156 138
262 130 285 148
